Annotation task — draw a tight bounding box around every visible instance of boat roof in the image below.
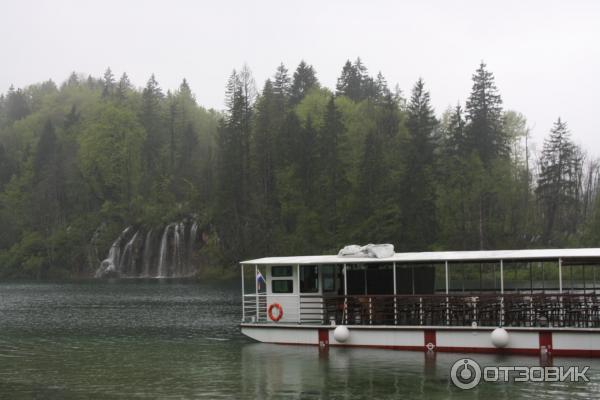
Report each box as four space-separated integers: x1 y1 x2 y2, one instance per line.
240 248 600 265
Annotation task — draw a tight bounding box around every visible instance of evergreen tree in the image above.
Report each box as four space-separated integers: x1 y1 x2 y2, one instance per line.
336 58 376 102
175 79 198 179
0 143 12 189
536 118 582 244
140 74 165 184
336 60 362 101
6 85 30 122
216 66 256 260
102 67 115 98
401 79 438 250
355 91 400 222
465 62 506 164
66 72 79 87
290 61 319 106
273 63 291 102
374 71 390 100
251 80 280 252
32 120 65 233
445 104 466 157
116 73 131 102
318 96 349 244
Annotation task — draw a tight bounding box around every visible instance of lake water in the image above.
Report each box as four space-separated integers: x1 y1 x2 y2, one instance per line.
0 281 599 399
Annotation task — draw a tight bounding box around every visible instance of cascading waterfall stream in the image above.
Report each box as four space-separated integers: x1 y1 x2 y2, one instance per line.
157 224 172 278
142 229 153 277
188 222 198 276
119 231 139 275
95 227 131 278
95 220 203 278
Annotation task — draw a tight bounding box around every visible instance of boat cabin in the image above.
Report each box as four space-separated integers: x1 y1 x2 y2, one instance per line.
241 249 600 328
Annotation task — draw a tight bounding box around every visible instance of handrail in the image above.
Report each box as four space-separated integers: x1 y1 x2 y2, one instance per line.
243 292 600 326
295 293 600 328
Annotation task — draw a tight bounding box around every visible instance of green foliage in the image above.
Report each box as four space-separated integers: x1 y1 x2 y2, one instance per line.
0 60 599 279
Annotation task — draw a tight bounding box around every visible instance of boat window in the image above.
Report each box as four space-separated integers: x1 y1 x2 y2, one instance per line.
271 265 293 277
322 265 336 292
272 280 293 293
300 265 319 293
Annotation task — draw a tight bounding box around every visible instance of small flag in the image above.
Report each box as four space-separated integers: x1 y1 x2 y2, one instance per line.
256 271 266 290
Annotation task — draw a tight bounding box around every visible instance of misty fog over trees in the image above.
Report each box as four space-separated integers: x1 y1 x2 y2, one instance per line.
1 60 599 278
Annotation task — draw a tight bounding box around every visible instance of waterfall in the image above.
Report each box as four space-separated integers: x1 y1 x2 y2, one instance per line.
119 231 139 275
96 220 202 278
157 224 171 278
188 222 198 275
142 229 153 277
172 222 185 276
95 227 131 278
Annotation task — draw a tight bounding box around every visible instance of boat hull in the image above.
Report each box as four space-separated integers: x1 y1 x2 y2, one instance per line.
241 323 600 357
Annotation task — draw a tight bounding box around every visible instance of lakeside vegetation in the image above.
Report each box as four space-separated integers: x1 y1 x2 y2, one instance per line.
0 59 599 279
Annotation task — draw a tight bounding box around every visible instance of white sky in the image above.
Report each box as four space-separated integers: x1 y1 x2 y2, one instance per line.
1 0 599 154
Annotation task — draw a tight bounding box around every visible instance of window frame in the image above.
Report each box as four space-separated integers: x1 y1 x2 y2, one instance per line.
300 265 320 293
271 279 294 294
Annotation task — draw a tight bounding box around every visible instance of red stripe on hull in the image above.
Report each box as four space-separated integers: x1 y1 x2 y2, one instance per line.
424 329 436 349
263 342 600 358
552 349 600 357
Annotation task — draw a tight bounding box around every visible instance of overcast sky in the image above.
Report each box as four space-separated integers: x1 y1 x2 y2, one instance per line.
2 0 599 154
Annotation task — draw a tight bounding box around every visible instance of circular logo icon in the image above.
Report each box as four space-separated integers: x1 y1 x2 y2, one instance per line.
450 358 482 390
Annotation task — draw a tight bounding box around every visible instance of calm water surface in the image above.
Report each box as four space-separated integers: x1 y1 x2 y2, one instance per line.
0 281 599 399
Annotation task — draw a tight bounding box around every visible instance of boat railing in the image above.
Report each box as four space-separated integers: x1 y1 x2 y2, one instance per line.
298 293 600 328
242 293 268 323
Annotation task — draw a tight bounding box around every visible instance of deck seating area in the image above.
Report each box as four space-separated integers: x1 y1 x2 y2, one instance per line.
298 293 600 328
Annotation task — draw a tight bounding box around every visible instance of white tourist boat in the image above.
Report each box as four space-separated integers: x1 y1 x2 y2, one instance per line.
240 247 600 357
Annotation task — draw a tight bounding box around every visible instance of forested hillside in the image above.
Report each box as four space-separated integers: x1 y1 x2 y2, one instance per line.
1 60 599 279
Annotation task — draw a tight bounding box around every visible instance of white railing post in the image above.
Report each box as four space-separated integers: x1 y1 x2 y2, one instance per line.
558 258 564 325
296 264 301 324
559 258 563 293
393 262 397 325
445 261 450 326
343 264 348 324
500 259 504 327
241 264 245 322
255 264 259 322
419 297 423 325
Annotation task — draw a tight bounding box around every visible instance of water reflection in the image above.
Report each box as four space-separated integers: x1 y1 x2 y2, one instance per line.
239 343 600 399
0 281 598 399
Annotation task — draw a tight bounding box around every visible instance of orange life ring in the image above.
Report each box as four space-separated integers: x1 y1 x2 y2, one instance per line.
268 303 283 322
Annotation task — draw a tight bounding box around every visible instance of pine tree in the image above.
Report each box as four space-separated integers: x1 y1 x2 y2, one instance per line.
465 62 506 164
374 72 390 100
140 74 165 185
336 58 375 102
66 72 79 87
251 80 280 252
318 96 349 243
64 105 80 129
401 78 438 250
446 104 466 157
6 85 30 122
216 66 256 260
336 60 362 101
0 143 12 189
536 118 582 244
115 73 131 102
273 63 291 102
290 61 318 106
175 79 197 179
32 120 64 232
102 67 115 98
